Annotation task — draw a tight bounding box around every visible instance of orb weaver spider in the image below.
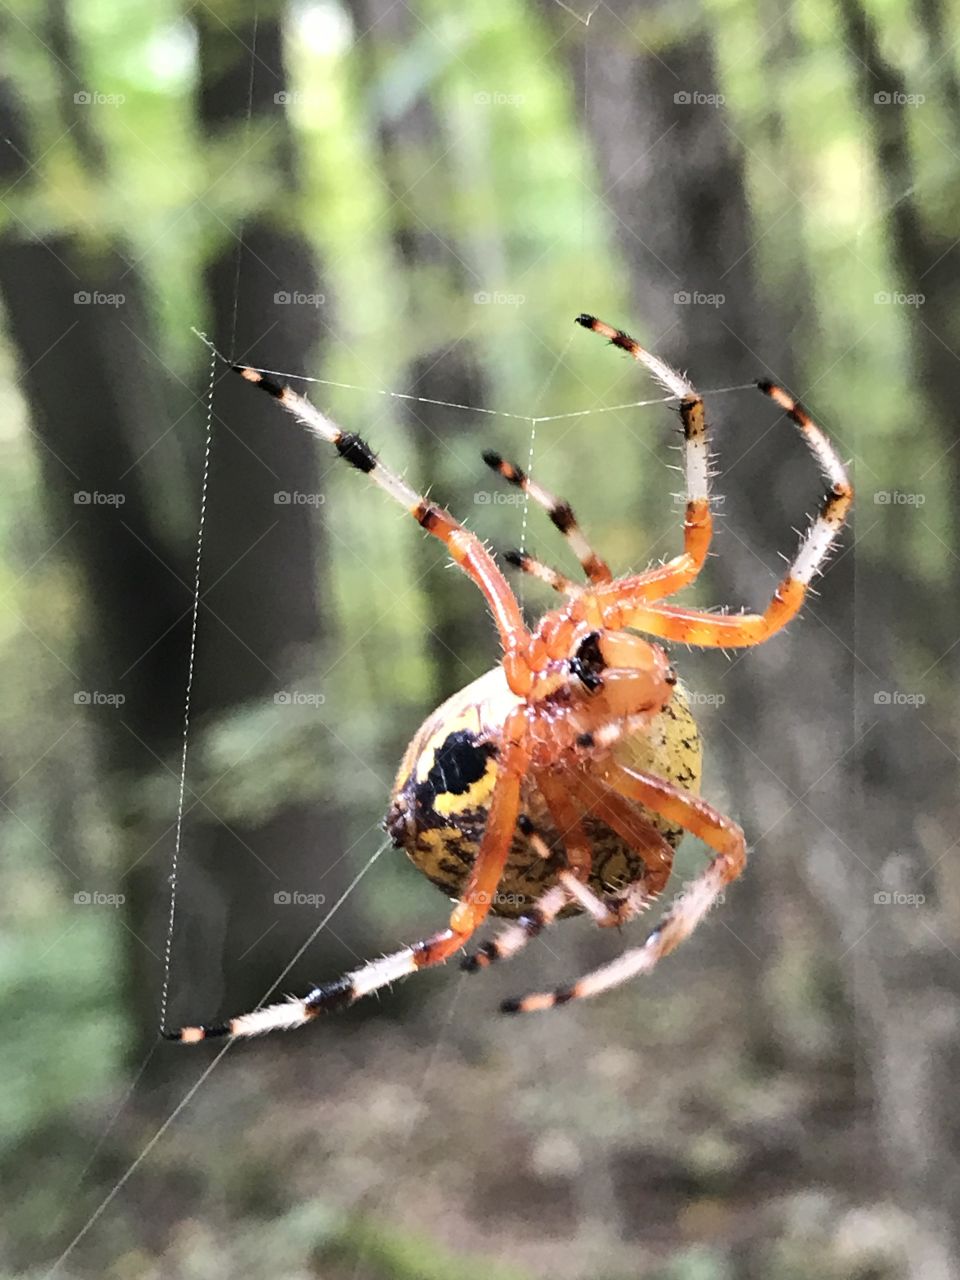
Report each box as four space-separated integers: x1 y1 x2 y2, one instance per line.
169 314 851 1043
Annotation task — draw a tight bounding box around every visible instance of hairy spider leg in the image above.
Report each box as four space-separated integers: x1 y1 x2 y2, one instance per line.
501 548 581 597
578 380 852 646
537 776 627 927
502 761 745 1013
482 449 612 583
571 775 677 908
575 314 713 602
232 367 533 691
535 769 596 881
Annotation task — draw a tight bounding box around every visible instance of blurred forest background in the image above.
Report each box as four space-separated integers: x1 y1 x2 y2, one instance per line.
1 0 957 1276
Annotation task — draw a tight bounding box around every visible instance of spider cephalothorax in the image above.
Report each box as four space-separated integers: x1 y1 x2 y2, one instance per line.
169 314 851 1042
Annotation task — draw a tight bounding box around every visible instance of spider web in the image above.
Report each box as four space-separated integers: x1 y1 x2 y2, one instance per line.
191 339 710 424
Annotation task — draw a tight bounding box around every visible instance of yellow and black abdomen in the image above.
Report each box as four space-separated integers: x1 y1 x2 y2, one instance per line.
386 667 702 919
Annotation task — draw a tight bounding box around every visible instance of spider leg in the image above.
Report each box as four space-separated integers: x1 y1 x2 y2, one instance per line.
570 775 676 907
462 775 601 977
233 367 531 687
493 312 715 603
535 770 594 881
578 382 852 646
463 777 670 972
482 450 612 584
502 761 744 1013
462 800 623 976
462 882 570 973
525 772 619 926
576 314 712 602
535 739 681 912
168 710 528 1042
502 548 581 597
552 774 675 929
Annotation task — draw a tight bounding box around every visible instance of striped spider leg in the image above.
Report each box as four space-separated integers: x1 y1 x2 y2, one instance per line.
487 312 713 604
584 378 853 645
501 762 747 1013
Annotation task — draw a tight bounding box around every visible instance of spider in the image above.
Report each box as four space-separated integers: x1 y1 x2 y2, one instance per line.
169 314 851 1043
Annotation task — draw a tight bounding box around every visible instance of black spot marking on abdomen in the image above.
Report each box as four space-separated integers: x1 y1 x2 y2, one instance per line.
414 730 496 813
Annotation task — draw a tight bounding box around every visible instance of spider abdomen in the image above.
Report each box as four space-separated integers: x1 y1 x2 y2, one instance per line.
386 667 702 919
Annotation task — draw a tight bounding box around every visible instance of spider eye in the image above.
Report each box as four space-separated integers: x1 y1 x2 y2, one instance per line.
569 631 605 691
